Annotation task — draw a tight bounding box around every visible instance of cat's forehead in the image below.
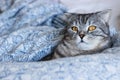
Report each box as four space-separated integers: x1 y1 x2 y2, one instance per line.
69 14 95 27
69 13 104 27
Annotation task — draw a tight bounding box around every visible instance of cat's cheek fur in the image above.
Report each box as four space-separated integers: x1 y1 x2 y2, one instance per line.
74 35 82 43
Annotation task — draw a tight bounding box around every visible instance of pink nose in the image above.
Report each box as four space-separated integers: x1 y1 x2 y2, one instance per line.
79 34 85 39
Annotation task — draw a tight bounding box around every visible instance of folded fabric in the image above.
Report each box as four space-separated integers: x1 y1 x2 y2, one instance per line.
0 0 66 62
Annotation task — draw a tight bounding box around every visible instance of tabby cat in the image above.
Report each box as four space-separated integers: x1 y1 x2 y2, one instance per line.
43 10 113 60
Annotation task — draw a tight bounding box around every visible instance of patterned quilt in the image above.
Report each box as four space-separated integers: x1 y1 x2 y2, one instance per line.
0 0 66 61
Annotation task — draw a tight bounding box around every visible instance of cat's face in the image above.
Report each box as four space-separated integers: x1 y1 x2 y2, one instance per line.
64 10 112 51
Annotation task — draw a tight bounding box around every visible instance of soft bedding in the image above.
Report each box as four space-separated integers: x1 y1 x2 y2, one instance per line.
0 0 66 61
0 51 120 80
0 0 120 80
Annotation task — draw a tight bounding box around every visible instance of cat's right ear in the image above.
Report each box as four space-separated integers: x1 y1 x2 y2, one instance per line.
51 13 72 28
96 9 112 22
63 13 73 18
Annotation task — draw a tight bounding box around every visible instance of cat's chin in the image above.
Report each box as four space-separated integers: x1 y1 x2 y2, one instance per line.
77 41 99 50
78 39 110 51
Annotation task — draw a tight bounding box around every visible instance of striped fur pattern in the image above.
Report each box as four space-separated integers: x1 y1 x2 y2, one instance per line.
52 10 112 59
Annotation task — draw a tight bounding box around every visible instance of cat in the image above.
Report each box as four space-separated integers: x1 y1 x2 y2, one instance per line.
42 10 113 60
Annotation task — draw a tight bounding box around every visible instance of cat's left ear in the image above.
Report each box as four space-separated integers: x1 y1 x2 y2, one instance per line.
97 9 112 22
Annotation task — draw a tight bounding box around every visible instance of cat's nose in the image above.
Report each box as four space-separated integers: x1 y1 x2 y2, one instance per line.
79 34 85 39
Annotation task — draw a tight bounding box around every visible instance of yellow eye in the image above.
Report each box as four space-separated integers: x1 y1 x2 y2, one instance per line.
88 25 96 31
71 26 78 31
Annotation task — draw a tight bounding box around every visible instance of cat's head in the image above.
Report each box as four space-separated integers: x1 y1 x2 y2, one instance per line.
54 10 112 51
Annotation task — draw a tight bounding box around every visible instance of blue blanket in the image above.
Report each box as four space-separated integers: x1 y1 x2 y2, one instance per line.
0 0 66 61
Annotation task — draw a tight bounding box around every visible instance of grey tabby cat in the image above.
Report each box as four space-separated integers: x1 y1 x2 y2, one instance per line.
43 10 113 60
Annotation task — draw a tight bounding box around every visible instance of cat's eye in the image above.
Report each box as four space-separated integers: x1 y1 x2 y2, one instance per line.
88 25 96 31
71 26 78 31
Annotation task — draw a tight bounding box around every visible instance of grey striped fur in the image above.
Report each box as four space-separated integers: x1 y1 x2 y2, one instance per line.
52 10 112 59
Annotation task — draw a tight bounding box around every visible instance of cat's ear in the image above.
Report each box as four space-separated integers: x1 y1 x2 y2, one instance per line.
55 13 72 21
97 9 112 22
63 13 73 18
51 13 72 28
